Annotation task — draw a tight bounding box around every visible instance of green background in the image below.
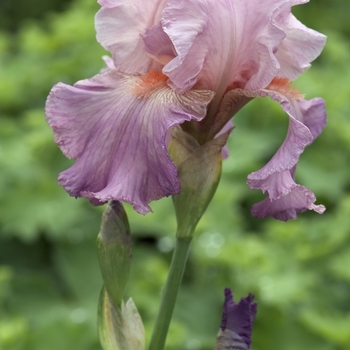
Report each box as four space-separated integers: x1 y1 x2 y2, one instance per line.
0 0 349 349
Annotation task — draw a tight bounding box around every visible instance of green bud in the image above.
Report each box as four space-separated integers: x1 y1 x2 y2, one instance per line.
98 287 145 350
97 201 132 307
169 127 231 238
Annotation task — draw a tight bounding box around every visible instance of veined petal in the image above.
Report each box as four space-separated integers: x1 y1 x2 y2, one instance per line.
246 84 326 190
216 289 257 350
160 0 289 93
142 23 176 66
45 70 214 214
226 78 326 220
160 0 209 92
274 1 327 80
251 183 325 221
95 0 167 74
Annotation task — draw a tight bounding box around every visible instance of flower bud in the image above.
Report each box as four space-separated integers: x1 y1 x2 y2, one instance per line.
98 287 145 350
97 201 132 307
215 288 257 350
169 127 231 238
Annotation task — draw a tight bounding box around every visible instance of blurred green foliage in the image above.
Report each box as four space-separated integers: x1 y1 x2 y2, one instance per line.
0 0 350 349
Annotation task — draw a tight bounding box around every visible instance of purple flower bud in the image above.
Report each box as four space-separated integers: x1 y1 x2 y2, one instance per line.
216 288 257 350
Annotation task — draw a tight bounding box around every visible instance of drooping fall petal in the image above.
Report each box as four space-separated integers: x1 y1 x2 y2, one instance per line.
251 180 325 221
46 69 214 214
219 78 326 220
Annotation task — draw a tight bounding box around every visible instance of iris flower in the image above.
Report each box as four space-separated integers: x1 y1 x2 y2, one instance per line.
215 288 257 350
46 0 326 220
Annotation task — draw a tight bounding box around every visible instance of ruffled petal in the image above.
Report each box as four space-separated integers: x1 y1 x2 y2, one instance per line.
251 182 326 221
160 0 209 92
142 23 176 66
219 288 257 349
45 70 214 214
225 79 326 220
95 0 167 74
274 2 327 80
246 88 326 194
160 0 291 93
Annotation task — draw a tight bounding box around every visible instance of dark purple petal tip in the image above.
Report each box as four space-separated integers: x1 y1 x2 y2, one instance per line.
220 288 257 348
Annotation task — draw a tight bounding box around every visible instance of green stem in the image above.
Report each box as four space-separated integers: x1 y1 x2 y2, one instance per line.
148 236 192 350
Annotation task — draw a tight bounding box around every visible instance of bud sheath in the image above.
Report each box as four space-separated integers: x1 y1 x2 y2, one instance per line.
169 127 231 238
97 201 132 307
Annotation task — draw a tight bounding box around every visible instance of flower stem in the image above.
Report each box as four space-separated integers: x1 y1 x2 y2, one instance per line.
148 236 192 350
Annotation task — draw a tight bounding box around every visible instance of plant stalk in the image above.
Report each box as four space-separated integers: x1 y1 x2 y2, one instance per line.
148 236 192 350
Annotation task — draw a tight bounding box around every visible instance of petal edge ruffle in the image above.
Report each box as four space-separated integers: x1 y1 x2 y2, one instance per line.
225 82 326 220
46 70 214 214
95 0 167 74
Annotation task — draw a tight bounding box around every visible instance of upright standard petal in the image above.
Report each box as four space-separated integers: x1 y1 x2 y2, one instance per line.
215 288 257 350
45 69 214 214
274 1 327 80
95 0 168 74
142 23 177 66
160 0 286 93
145 0 325 136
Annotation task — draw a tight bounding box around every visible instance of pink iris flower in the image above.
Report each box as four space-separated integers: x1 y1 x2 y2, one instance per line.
46 0 326 220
